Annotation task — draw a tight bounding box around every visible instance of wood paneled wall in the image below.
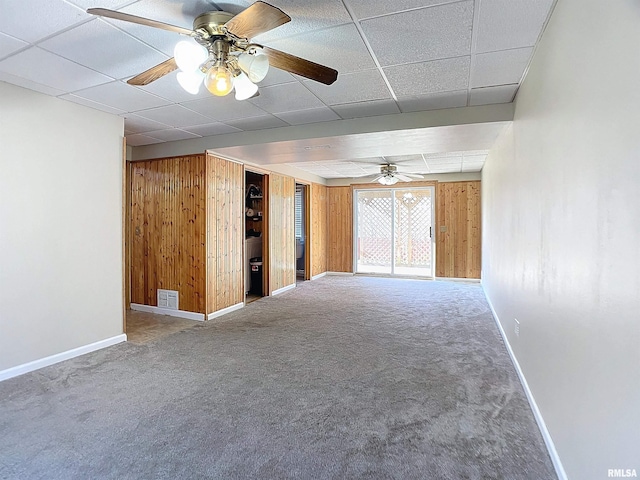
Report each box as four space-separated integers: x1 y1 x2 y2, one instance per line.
327 186 353 273
268 173 296 293
206 154 244 314
310 183 327 277
131 155 207 313
436 181 481 279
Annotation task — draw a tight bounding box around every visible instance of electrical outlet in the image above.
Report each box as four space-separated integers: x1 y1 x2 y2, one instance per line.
514 318 520 337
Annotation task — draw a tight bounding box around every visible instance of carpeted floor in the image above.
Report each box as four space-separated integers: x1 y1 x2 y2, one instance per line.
0 276 556 479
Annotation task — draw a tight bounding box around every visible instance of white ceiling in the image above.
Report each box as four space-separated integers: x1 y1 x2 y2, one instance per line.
0 0 555 178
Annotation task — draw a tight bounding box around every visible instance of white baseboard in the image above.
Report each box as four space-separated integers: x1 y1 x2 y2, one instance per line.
327 271 354 276
207 302 244 321
130 303 205 321
482 285 568 480
0 334 127 382
272 284 295 296
435 276 481 283
311 272 327 280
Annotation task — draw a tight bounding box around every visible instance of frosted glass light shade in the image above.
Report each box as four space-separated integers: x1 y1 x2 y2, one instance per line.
177 70 205 95
174 40 207 72
378 175 398 186
234 72 259 100
238 53 269 83
205 65 234 96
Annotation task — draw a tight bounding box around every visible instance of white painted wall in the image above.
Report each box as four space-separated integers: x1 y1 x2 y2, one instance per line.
0 82 125 372
482 0 640 478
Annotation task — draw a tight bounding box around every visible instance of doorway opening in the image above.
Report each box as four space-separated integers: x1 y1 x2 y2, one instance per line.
295 183 309 282
354 186 435 277
245 170 268 303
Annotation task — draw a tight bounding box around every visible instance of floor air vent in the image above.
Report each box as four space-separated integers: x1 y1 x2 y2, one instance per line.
157 289 179 310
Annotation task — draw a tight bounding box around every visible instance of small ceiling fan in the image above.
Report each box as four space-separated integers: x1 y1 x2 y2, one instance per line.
368 164 424 185
87 1 338 100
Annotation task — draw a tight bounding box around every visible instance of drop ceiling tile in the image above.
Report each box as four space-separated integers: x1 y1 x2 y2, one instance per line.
265 23 375 75
181 122 243 137
133 104 214 127
463 154 488 163
182 95 268 121
120 0 223 30
39 19 169 80
123 113 172 134
258 68 296 87
275 107 340 125
332 99 400 119
346 0 460 20
125 133 165 146
134 71 212 103
0 0 88 43
429 165 461 173
59 93 125 115
248 83 323 114
385 56 470 97
303 70 391 105
224 115 290 131
469 84 518 106
461 162 484 172
475 0 555 53
0 71 66 96
103 18 181 57
397 90 468 113
384 155 425 165
73 81 169 112
0 47 112 92
0 33 28 60
68 0 132 8
470 47 532 88
253 0 352 43
426 156 463 165
143 128 201 142
361 1 473 67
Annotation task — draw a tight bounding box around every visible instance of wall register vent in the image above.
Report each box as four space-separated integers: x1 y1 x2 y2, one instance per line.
157 289 179 310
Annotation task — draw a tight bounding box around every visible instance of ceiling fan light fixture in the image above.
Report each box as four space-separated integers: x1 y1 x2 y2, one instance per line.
233 71 259 101
174 40 207 73
205 63 234 96
378 175 399 186
177 70 204 95
238 52 269 83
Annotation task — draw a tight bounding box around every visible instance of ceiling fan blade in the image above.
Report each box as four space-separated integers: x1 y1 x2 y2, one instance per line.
224 1 290 39
262 47 338 85
395 174 415 182
370 174 383 183
127 58 178 86
87 8 194 36
405 173 424 179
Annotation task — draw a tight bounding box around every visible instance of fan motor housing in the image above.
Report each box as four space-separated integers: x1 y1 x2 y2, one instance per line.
193 11 234 36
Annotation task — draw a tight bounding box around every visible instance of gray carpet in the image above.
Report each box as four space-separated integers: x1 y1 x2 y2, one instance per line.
0 276 556 479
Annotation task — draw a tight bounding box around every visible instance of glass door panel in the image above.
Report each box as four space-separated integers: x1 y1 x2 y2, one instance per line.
394 189 433 276
356 189 392 274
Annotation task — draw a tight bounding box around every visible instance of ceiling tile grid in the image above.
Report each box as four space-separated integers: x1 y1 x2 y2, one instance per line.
0 0 555 166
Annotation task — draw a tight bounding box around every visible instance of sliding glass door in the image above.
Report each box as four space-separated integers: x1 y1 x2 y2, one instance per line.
355 187 434 277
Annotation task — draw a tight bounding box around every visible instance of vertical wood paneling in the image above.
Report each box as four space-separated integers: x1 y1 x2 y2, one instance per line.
268 173 296 292
130 155 207 313
206 154 244 313
436 181 481 278
327 186 353 272
310 183 327 277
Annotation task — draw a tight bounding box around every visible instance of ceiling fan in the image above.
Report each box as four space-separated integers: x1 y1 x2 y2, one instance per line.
87 1 338 100
369 164 424 185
